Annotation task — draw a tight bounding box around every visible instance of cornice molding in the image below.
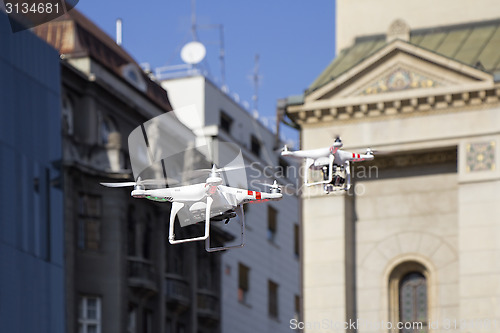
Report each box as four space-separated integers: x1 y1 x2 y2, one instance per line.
288 84 500 125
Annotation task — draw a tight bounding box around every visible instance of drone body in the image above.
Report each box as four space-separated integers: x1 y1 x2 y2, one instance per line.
281 138 374 193
101 165 282 251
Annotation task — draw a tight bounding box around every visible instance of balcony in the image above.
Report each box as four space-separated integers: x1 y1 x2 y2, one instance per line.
127 256 158 293
165 273 190 313
197 289 220 326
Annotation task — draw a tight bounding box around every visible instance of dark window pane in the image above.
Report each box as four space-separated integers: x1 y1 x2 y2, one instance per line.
220 111 233 133
77 194 102 251
268 280 279 318
267 206 277 242
399 272 427 332
251 135 261 157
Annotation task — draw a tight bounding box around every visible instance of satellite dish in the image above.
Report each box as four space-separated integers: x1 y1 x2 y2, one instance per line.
181 41 206 65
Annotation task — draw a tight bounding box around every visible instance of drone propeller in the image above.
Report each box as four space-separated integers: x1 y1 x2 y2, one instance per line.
257 180 282 193
364 148 395 156
183 164 247 179
100 177 172 188
275 144 291 153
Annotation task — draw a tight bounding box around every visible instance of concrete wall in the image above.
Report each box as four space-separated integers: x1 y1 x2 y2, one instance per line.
299 99 500 331
337 0 500 52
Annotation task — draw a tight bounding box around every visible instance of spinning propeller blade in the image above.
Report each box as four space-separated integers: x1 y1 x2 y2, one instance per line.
257 180 281 193
183 164 247 179
100 178 173 188
258 180 280 188
100 182 137 188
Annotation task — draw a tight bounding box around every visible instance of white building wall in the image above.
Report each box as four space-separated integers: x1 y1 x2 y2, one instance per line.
336 0 500 53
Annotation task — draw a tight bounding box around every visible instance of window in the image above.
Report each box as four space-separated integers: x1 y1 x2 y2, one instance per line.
176 323 186 333
388 261 429 333
33 167 51 260
294 294 301 321
143 309 153 333
267 206 277 242
100 115 118 146
127 205 136 256
127 304 137 333
198 254 217 290
167 245 184 275
220 111 233 134
77 194 101 251
251 135 261 157
399 272 427 332
166 319 172 333
279 157 289 179
294 224 300 258
238 263 250 303
79 296 101 333
62 95 74 135
268 280 279 318
143 215 153 260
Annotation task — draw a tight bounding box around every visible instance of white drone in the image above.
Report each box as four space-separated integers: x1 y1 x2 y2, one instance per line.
281 137 374 193
101 165 282 252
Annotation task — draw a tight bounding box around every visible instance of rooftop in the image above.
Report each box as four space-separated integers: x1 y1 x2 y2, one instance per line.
33 9 172 112
307 18 500 94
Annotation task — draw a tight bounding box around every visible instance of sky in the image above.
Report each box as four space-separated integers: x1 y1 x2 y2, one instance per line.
76 0 336 144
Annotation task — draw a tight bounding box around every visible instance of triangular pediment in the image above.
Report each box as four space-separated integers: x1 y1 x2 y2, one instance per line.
306 40 493 102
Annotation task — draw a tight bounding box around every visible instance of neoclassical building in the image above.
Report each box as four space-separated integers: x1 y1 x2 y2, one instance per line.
281 15 500 333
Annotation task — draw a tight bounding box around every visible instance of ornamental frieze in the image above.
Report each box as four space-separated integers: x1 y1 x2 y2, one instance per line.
361 68 440 95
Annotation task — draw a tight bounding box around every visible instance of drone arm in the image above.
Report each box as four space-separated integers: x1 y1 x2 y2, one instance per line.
304 158 314 185
345 161 351 190
328 154 334 183
168 202 185 244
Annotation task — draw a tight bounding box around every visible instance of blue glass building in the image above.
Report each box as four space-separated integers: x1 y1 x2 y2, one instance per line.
0 12 64 333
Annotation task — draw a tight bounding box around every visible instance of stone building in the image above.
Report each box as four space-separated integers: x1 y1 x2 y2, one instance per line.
281 3 500 332
34 10 230 333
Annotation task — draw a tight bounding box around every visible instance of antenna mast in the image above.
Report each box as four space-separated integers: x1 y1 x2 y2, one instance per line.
191 0 198 41
252 54 260 112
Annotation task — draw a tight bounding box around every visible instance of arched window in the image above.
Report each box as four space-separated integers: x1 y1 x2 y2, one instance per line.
100 115 118 146
388 261 429 333
399 272 427 332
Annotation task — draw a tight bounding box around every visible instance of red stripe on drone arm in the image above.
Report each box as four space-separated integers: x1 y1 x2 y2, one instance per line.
256 192 261 200
248 190 253 196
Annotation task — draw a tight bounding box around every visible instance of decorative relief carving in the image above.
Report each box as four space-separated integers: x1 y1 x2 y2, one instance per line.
387 19 410 42
361 68 439 95
466 141 496 172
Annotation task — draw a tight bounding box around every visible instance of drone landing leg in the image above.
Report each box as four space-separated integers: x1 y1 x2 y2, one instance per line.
206 204 245 252
345 161 351 190
169 198 212 244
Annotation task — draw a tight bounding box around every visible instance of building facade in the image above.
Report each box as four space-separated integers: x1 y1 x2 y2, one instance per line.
283 7 500 333
34 10 229 333
0 11 65 333
162 75 302 333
